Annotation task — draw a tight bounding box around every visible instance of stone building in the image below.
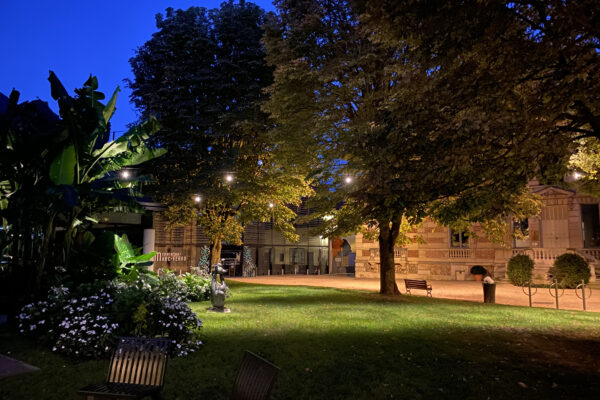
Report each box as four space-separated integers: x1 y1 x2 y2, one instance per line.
354 181 599 282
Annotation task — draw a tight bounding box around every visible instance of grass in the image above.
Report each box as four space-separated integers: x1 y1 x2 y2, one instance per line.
1 281 600 399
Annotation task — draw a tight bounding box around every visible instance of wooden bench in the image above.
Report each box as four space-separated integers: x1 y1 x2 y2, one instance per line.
404 279 432 297
78 337 172 400
231 351 280 400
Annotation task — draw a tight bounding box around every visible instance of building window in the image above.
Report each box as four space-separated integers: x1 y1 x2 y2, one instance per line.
450 229 469 248
291 248 306 264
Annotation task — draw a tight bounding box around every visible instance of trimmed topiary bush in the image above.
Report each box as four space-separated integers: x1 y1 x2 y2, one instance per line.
549 253 591 288
507 254 534 286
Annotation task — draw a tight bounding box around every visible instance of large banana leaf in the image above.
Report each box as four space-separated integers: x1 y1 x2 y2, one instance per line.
91 118 160 159
102 87 119 125
49 144 76 185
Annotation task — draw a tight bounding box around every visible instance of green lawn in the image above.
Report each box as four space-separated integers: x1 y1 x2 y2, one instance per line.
2 282 600 399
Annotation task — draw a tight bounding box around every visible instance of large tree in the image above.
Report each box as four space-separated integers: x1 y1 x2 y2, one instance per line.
264 0 566 294
128 2 312 266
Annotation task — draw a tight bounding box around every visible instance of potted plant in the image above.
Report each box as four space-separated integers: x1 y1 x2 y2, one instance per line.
470 265 487 282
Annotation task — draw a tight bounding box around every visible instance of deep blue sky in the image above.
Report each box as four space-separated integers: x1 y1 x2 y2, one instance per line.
0 0 275 136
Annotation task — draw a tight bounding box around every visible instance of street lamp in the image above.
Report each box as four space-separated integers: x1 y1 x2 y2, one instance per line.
225 174 234 183
344 176 352 184
193 195 201 203
120 169 130 179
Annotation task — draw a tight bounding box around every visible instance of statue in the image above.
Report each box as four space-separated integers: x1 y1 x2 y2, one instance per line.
208 263 230 313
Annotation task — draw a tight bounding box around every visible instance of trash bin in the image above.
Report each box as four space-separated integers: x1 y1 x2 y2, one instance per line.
483 283 496 303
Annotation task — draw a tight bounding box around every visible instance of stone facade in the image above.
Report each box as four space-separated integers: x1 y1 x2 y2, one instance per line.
354 182 599 282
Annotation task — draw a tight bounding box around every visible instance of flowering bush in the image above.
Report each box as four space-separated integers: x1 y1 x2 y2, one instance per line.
155 270 211 302
18 280 203 358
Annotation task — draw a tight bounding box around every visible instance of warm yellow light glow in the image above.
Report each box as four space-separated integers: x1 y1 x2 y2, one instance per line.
269 202 274 208
225 174 234 182
120 170 130 179
344 176 352 184
573 172 582 180
193 195 201 203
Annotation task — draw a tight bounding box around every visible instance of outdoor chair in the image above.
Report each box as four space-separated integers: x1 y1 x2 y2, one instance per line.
231 351 280 400
78 337 172 400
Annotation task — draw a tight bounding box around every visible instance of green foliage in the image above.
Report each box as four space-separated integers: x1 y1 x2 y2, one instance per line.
264 0 560 293
549 253 591 288
570 138 600 196
61 230 118 286
112 234 156 283
129 3 313 263
507 254 534 286
0 72 165 300
470 265 487 275
154 269 211 302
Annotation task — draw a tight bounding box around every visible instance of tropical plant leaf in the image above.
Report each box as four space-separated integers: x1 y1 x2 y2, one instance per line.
50 145 76 185
103 87 119 125
132 252 156 263
48 71 70 101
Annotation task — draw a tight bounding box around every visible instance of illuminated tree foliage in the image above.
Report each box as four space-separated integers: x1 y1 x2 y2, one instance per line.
264 0 566 294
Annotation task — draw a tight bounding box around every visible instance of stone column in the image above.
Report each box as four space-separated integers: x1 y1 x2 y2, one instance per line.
143 229 155 270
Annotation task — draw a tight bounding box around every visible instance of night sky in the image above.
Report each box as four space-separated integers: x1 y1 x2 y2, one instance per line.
0 0 275 136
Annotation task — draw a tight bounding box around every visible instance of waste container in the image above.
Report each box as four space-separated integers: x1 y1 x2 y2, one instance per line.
483 283 496 303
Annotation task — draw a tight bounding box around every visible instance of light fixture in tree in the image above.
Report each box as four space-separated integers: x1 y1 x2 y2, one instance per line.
344 176 353 184
193 195 202 203
269 202 274 208
120 170 130 179
225 174 234 183
573 172 583 180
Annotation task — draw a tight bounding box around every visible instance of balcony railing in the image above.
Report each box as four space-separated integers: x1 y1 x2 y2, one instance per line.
448 249 472 259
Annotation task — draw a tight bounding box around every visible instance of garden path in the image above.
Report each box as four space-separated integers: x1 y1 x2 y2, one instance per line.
0 354 38 379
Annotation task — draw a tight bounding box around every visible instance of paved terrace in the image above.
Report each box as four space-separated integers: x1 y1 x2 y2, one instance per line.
228 275 600 313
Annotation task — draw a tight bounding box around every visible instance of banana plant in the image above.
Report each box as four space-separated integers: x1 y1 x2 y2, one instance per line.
0 72 165 298
113 234 157 283
45 72 166 265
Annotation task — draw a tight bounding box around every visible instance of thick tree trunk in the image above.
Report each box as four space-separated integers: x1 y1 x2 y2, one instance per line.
210 239 222 271
378 220 401 295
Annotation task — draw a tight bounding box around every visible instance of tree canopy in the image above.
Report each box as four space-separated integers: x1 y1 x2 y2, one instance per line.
128 1 313 265
264 0 568 294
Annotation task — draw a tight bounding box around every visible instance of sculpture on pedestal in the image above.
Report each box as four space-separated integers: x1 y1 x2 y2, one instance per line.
208 263 230 313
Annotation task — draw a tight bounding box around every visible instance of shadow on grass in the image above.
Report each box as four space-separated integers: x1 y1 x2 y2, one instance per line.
166 327 600 400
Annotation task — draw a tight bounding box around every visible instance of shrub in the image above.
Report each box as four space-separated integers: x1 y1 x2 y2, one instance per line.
470 265 487 275
18 280 203 358
155 270 211 302
549 253 591 288
507 254 534 286
182 273 211 302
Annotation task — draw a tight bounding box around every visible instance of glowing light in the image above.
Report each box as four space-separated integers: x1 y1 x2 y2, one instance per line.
120 170 130 179
193 195 201 203
225 174 234 182
573 172 582 180
269 203 274 208
344 176 352 184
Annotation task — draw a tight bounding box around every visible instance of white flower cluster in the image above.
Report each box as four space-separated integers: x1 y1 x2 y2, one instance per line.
18 281 204 359
52 291 117 357
19 289 118 358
